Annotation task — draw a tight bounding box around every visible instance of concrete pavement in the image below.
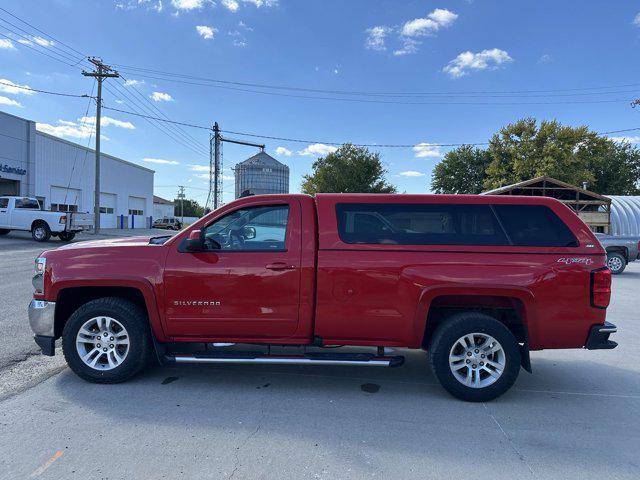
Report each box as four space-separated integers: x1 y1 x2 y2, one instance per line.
0 244 638 478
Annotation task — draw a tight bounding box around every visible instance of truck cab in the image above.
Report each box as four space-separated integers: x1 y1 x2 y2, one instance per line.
27 193 616 401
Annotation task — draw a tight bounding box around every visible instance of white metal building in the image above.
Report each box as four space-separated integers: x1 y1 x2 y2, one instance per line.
608 196 640 236
0 109 154 229
153 195 175 219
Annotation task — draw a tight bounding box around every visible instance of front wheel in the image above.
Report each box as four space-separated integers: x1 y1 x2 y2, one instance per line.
607 252 626 275
62 297 152 383
58 231 76 242
429 312 521 402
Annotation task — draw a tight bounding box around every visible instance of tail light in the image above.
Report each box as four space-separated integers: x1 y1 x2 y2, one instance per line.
590 267 611 309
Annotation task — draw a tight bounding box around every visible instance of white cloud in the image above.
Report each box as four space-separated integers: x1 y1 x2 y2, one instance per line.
32 36 55 47
393 39 419 56
443 48 512 78
143 158 180 165
369 8 457 57
124 78 145 86
398 170 426 177
196 25 217 39
633 12 640 26
36 121 93 139
0 79 36 96
275 146 292 156
609 136 640 144
193 173 210 179
241 0 278 7
401 8 457 37
0 39 15 50
171 0 205 10
297 143 337 157
0 96 21 107
150 91 173 102
238 20 253 31
232 38 247 47
538 54 552 64
413 143 441 158
365 26 391 51
189 164 209 171
222 0 239 12
222 174 234 181
79 115 136 129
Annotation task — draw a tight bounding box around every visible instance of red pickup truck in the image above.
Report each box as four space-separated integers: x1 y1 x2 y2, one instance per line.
28 194 617 401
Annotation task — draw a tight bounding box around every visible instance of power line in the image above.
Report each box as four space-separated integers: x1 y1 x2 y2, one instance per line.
0 6 87 58
102 103 640 148
105 70 638 105
113 64 640 98
0 80 91 98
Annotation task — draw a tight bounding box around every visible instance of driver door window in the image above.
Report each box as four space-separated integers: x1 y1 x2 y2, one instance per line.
202 205 289 251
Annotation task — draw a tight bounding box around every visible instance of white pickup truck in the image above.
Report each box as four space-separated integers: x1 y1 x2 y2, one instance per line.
0 196 93 242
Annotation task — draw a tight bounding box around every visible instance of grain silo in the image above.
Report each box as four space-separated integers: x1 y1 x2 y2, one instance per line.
234 150 289 199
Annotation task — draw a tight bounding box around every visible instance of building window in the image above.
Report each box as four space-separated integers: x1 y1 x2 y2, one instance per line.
99 207 115 214
51 203 78 212
129 209 144 216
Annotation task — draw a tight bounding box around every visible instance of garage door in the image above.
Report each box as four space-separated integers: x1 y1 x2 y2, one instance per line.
50 186 81 212
128 196 146 229
100 193 117 229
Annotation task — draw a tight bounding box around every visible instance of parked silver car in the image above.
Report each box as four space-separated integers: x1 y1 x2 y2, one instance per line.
594 233 640 274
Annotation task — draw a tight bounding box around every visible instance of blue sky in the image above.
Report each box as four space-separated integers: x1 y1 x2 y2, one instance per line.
1 0 640 205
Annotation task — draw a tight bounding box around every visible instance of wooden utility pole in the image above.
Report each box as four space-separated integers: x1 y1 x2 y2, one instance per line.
82 57 119 234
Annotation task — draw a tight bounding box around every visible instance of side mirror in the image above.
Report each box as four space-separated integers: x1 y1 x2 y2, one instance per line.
185 229 203 252
243 226 256 240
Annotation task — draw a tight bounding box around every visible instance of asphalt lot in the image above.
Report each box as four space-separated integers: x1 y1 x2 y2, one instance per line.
0 229 173 369
0 236 638 479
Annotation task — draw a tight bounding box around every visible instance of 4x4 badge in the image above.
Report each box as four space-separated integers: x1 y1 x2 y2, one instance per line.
556 257 593 265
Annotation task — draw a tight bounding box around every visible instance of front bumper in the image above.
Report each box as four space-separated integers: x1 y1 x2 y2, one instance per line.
28 300 56 356
585 321 618 350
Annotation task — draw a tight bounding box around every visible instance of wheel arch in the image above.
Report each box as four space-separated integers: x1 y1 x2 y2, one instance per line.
605 247 629 263
413 286 538 350
30 219 50 230
52 280 167 342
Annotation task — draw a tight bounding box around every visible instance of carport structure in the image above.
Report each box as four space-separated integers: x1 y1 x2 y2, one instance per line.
483 176 611 233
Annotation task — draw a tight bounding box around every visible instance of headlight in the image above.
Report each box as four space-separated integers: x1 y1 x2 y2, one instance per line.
33 257 46 294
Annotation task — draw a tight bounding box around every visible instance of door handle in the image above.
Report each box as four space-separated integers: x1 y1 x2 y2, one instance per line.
265 262 296 271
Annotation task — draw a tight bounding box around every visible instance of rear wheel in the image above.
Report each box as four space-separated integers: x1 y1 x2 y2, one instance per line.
31 222 51 242
58 231 76 242
429 312 521 402
62 297 152 383
607 252 626 275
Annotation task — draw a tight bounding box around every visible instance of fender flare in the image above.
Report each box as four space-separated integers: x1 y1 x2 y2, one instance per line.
411 284 539 350
51 277 168 342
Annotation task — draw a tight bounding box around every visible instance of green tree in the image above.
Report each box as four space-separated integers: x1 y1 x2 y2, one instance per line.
174 198 205 217
301 143 396 194
429 118 640 195
430 145 492 194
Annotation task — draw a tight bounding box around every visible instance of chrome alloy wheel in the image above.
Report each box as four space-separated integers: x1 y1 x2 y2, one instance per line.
608 255 623 272
75 317 130 371
33 226 47 240
448 333 506 388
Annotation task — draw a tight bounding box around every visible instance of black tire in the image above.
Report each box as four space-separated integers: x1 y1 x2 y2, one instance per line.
607 252 626 275
62 297 152 383
0 229 10 235
429 312 521 402
31 222 51 242
58 231 76 242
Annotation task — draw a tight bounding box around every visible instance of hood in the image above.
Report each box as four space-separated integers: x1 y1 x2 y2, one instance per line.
55 236 155 250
